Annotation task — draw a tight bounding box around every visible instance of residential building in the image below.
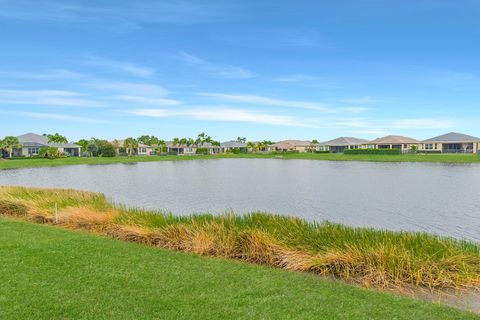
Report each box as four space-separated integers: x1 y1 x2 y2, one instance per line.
220 141 248 153
269 140 316 152
320 137 370 153
420 132 480 153
113 140 154 156
14 133 81 157
366 135 419 153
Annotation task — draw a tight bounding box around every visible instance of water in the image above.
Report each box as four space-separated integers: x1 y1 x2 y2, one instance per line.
1 159 479 242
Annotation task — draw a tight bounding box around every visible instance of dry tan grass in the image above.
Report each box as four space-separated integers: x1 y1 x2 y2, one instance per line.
1 185 479 292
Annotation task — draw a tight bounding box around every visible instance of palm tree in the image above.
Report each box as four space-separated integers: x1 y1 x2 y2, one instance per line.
156 139 166 154
47 133 68 144
124 137 138 157
112 139 121 156
246 141 256 153
0 136 21 158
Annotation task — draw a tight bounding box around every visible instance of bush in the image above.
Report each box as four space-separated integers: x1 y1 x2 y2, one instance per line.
314 151 330 154
95 140 116 157
271 151 300 155
195 148 209 155
344 149 401 155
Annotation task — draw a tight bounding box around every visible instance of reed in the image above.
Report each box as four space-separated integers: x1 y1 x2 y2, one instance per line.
1 185 479 291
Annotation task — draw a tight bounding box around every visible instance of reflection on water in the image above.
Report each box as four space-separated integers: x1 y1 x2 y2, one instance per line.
1 159 479 242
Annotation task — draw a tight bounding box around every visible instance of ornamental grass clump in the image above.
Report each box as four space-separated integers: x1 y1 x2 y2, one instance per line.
0 185 479 292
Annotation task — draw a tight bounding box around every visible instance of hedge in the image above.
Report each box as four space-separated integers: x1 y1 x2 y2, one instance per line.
344 149 402 155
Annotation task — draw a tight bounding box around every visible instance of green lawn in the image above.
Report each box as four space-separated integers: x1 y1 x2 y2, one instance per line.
1 152 480 170
0 218 477 320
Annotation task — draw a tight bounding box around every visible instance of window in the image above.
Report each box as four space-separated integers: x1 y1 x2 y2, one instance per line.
424 144 434 150
140 147 147 153
28 147 39 155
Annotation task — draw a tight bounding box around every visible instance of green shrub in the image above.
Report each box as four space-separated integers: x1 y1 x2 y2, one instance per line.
195 148 209 155
344 149 401 155
314 151 331 154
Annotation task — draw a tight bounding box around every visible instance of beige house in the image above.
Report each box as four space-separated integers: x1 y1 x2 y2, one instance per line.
269 140 317 152
420 132 480 154
366 135 419 153
113 140 154 156
320 137 370 153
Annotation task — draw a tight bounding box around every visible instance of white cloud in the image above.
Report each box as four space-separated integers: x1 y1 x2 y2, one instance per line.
0 69 83 80
0 110 106 123
127 107 316 127
88 82 169 96
109 95 181 106
83 56 155 77
0 89 101 107
177 52 254 79
0 1 233 26
199 93 334 112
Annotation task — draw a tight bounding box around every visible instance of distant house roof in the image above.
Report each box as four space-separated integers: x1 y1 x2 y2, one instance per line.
370 135 419 145
113 140 150 148
423 132 480 143
271 140 312 149
221 141 247 148
17 133 80 148
321 137 369 146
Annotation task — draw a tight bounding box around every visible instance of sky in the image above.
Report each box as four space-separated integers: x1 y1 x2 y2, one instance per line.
1 0 480 142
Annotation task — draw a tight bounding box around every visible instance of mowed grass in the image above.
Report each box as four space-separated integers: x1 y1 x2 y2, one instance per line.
0 152 480 170
1 186 479 292
1 218 478 320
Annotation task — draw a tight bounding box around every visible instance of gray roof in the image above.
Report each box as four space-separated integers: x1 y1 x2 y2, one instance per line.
221 141 247 148
17 133 80 148
321 137 369 146
423 132 480 143
370 135 419 144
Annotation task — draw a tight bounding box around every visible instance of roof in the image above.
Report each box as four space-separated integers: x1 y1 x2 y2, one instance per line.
423 132 480 143
271 140 312 148
321 137 369 146
369 135 419 144
113 140 150 148
221 141 247 148
17 133 80 148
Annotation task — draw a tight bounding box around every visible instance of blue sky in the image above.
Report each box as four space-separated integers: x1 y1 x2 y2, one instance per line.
1 0 480 142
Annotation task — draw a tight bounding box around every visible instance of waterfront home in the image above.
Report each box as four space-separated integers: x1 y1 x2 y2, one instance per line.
366 135 419 153
220 141 248 153
269 140 317 152
14 133 81 157
320 137 370 153
113 140 154 156
420 132 480 153
166 141 221 155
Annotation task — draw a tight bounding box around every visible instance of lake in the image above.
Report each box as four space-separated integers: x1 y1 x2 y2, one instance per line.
0 159 479 242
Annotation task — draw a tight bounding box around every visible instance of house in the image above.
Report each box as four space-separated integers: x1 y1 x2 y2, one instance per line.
366 135 419 153
113 140 154 156
269 140 316 152
220 141 248 153
166 142 221 155
420 132 480 154
14 133 81 157
320 137 370 153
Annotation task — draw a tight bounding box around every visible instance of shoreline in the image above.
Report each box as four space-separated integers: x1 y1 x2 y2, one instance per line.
1 185 479 313
1 153 480 170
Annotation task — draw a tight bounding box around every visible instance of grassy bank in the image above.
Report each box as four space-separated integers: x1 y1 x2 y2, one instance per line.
2 219 478 319
1 186 479 294
1 152 480 170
